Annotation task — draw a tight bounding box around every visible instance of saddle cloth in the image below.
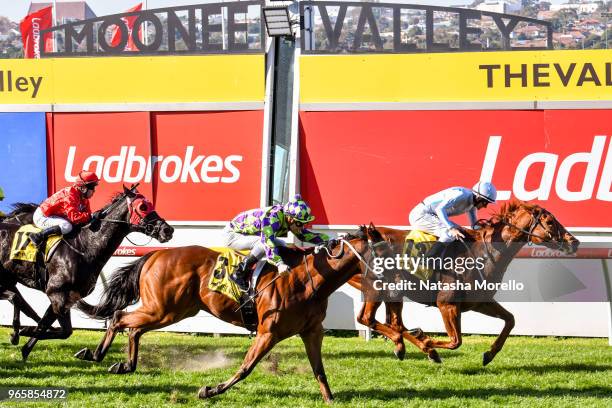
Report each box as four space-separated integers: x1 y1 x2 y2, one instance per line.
402 229 438 281
9 224 62 263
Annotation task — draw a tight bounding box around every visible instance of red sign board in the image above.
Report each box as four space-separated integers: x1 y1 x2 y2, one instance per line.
299 110 612 228
51 112 154 209
50 111 263 221
151 111 263 220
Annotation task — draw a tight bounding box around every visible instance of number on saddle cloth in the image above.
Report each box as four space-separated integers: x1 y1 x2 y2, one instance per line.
9 225 62 264
208 247 248 303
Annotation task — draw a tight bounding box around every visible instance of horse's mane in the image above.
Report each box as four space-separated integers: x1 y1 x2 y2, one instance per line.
493 200 540 222
4 202 39 218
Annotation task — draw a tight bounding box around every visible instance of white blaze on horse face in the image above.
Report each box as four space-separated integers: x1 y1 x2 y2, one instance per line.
479 135 612 202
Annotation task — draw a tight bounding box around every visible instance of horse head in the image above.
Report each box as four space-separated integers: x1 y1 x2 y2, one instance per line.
101 185 174 243
498 201 579 255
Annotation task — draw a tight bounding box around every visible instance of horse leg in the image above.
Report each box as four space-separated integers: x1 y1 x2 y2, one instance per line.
472 301 515 366
75 309 125 363
357 301 405 360
198 332 278 399
424 303 463 352
10 297 20 345
301 324 333 403
7 290 41 345
107 309 178 374
20 305 58 362
28 309 73 340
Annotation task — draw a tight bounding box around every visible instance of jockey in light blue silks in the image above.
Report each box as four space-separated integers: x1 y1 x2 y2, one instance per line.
409 181 497 259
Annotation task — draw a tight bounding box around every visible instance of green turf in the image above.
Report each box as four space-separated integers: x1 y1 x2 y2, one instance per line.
0 327 610 407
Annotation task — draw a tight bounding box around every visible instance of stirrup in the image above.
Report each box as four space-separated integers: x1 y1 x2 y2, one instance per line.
230 273 250 292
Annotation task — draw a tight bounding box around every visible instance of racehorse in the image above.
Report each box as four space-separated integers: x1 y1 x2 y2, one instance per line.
75 224 389 403
0 203 41 345
348 201 579 365
0 186 173 360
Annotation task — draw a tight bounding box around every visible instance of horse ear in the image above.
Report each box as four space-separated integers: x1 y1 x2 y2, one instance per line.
368 222 376 230
122 185 129 194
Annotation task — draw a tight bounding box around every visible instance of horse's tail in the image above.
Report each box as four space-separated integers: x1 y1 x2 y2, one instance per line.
76 251 157 320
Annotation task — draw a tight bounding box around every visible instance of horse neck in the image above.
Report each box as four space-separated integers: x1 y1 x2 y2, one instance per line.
77 200 130 266
297 241 365 300
476 223 528 282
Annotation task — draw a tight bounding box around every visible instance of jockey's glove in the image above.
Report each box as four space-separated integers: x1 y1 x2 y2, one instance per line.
326 238 339 250
278 263 290 275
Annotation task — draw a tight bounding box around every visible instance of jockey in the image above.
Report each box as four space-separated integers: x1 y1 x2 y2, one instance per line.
29 171 100 248
224 194 330 291
409 181 497 244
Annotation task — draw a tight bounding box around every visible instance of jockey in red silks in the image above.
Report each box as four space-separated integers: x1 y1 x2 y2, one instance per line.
29 171 101 247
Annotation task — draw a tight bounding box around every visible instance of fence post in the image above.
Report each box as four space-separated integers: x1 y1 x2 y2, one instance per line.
601 259 612 346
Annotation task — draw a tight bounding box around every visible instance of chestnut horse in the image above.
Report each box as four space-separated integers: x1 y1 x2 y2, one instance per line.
348 202 579 365
75 224 389 402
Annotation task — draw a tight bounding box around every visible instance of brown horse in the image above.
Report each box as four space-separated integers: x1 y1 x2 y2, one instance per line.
348 201 579 365
75 224 390 402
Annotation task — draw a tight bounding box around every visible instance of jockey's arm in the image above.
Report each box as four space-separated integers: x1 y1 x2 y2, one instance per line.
295 229 329 245
260 226 284 266
65 191 91 224
434 199 459 230
468 208 478 228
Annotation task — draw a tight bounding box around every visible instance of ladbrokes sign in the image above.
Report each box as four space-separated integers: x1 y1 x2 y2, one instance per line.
299 109 612 228
52 111 263 221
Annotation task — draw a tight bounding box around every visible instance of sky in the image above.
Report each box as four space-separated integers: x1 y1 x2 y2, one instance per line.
1 0 569 23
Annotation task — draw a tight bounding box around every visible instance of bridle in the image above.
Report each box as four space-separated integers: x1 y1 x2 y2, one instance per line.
95 190 163 243
499 207 563 249
315 231 391 278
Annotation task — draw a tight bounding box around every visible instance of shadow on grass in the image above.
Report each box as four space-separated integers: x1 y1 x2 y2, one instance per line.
458 363 612 376
332 385 612 401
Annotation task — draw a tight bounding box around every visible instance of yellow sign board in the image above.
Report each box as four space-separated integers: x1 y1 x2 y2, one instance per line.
0 55 264 105
300 50 612 103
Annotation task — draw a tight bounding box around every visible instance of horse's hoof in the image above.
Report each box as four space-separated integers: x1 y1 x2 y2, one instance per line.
10 333 19 345
394 346 405 361
21 347 32 362
198 386 214 399
428 350 442 364
74 348 94 361
483 351 494 366
108 362 130 374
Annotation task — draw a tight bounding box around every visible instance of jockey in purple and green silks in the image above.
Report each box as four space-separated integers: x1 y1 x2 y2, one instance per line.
223 194 330 291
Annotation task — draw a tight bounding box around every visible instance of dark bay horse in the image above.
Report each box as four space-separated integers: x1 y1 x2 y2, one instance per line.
348 201 579 365
0 203 41 345
0 186 173 360
75 224 389 403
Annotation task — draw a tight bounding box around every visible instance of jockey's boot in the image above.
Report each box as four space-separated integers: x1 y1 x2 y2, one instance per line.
230 255 258 292
28 226 62 248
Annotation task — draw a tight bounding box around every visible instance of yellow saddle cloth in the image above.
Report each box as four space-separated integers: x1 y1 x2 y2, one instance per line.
10 224 63 263
402 229 438 281
208 247 249 303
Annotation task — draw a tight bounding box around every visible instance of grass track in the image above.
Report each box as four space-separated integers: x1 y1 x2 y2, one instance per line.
0 327 611 407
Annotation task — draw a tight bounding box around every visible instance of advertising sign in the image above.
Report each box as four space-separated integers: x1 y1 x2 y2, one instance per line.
300 109 612 228
0 112 48 213
151 111 263 221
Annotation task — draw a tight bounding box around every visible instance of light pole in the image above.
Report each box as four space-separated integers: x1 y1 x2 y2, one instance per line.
602 11 612 49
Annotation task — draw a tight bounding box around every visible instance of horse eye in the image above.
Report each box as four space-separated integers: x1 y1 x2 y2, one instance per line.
138 203 148 212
